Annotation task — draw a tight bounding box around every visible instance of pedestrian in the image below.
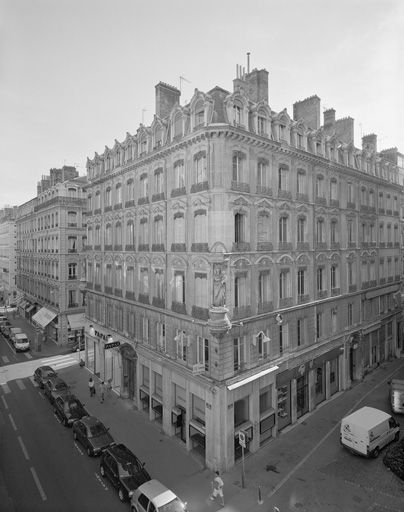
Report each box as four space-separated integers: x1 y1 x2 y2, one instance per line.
99 380 105 403
210 470 224 506
106 378 112 394
88 377 95 397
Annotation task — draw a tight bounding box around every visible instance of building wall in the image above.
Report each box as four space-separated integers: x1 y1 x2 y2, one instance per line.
0 219 17 303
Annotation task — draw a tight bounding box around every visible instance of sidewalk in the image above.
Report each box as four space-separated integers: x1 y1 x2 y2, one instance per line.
58 358 404 512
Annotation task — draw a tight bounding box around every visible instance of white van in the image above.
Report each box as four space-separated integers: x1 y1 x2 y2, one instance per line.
340 406 400 458
13 333 30 352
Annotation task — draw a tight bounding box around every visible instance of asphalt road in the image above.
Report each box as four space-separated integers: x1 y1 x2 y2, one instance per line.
0 331 33 366
0 375 128 512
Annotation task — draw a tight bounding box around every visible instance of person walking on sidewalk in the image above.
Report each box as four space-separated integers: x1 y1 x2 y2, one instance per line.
210 470 224 506
99 381 106 403
88 377 95 397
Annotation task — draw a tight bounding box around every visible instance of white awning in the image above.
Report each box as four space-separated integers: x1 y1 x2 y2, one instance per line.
227 366 279 391
32 307 57 328
19 300 28 309
67 313 85 330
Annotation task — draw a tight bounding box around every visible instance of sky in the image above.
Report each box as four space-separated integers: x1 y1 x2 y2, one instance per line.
0 0 403 207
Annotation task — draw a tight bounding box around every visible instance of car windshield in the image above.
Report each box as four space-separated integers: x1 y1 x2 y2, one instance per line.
159 498 185 512
55 382 67 390
88 424 107 438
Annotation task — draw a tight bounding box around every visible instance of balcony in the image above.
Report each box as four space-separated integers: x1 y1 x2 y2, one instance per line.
114 245 122 252
138 244 150 252
386 209 392 216
379 208 385 215
94 244 101 251
113 203 122 211
348 242 357 248
191 243 209 252
347 202 356 210
68 248 77 253
232 242 250 252
94 284 101 291
68 302 79 308
94 208 102 215
152 192 165 202
257 242 273 251
104 206 112 212
171 187 186 198
86 282 93 290
231 181 250 193
104 286 112 295
68 275 77 280
278 242 293 251
125 291 135 301
317 290 328 299
190 181 209 193
125 244 136 252
330 199 340 208
152 243 165 252
171 301 186 315
104 245 113 251
315 196 327 205
297 242 310 251
125 200 135 208
278 189 292 200
331 287 341 296
114 288 122 297
256 186 273 196
316 242 327 250
331 242 340 250
296 193 309 202
171 243 186 252
257 301 273 313
297 294 309 304
152 297 165 309
191 305 209 320
138 293 149 304
379 278 386 285
279 297 293 308
138 196 149 205
379 242 386 248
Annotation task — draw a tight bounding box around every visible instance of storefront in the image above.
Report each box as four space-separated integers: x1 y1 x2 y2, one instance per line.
32 307 58 347
119 343 137 399
67 312 85 347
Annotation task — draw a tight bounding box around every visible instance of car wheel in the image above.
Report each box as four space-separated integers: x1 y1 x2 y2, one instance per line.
118 487 126 502
63 417 69 427
73 431 78 440
372 447 380 458
87 447 93 457
100 465 106 477
394 432 400 442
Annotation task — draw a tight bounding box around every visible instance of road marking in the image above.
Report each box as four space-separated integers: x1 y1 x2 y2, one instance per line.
1 383 11 394
1 395 8 409
2 355 10 363
30 466 47 501
40 354 78 371
8 413 17 431
24 352 33 359
38 391 45 400
266 364 404 500
95 472 109 491
16 379 26 390
18 436 30 460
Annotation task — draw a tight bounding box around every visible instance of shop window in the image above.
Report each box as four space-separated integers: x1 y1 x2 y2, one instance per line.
233 337 245 371
197 336 209 371
234 397 249 428
192 395 205 426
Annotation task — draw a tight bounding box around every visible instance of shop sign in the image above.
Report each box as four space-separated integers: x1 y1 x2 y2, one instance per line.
104 341 121 350
238 431 246 448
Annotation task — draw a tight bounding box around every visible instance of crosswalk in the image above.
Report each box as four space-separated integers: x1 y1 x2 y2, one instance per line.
0 353 79 386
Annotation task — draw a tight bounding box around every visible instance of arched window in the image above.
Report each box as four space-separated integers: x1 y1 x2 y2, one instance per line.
95 191 101 209
174 213 185 243
316 218 324 243
154 216 164 245
233 101 242 126
279 216 288 243
105 187 112 207
257 212 270 242
115 183 122 205
297 216 306 243
194 151 207 183
194 100 204 128
95 225 101 245
126 220 135 246
114 222 122 246
105 224 112 246
194 210 207 243
126 179 134 203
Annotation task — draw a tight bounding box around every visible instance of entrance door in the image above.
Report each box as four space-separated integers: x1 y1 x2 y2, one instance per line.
122 357 136 400
349 347 355 381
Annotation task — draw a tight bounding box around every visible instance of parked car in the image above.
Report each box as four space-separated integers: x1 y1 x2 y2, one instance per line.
72 416 114 457
100 443 151 502
5 326 22 340
69 338 85 352
53 393 88 427
33 366 57 388
0 305 16 313
12 333 30 352
0 320 12 334
43 376 70 404
130 479 188 512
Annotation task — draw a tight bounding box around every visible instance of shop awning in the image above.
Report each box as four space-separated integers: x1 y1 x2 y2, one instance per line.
19 300 28 309
67 313 85 330
227 365 279 391
32 307 57 328
26 304 36 313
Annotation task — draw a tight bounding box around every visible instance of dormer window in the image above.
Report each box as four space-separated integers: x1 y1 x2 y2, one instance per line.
233 102 242 126
195 101 204 128
257 114 267 136
140 139 147 155
279 125 286 140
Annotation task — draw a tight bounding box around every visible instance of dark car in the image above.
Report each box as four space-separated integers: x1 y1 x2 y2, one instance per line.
33 366 57 388
43 376 70 403
53 393 88 427
72 416 114 457
100 443 151 502
0 321 12 335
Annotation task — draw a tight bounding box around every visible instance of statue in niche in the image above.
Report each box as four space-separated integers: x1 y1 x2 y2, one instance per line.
213 263 227 307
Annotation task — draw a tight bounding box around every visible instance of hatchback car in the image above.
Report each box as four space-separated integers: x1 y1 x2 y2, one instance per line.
33 366 57 388
130 479 188 512
53 393 88 427
43 376 70 403
100 443 151 502
72 416 114 456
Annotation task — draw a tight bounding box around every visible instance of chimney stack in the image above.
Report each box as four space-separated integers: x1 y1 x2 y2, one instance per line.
155 82 181 119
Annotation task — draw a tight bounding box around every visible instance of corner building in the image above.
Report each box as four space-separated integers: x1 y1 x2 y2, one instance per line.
85 68 404 470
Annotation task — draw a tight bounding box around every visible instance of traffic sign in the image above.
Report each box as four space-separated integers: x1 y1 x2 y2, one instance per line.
239 431 246 448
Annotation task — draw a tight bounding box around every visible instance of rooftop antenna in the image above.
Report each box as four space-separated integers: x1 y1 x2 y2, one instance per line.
247 52 250 74
179 75 191 93
142 109 148 124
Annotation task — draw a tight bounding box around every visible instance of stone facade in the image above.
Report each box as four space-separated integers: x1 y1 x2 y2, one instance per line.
84 67 403 470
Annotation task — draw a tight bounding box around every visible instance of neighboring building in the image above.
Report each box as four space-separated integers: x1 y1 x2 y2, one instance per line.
84 66 403 470
15 166 87 346
0 206 18 304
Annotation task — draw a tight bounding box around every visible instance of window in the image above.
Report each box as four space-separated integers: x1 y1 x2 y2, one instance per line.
126 266 134 292
115 183 122 204
316 267 324 292
258 271 271 303
316 312 323 339
379 223 384 243
142 316 149 341
347 304 353 326
297 318 305 346
234 273 247 307
297 217 305 243
68 289 77 307
235 213 246 243
316 176 324 198
194 210 207 243
232 152 244 182
347 219 354 243
174 160 185 188
279 216 288 243
140 174 148 198
154 216 164 245
361 187 367 206
194 151 207 183
257 113 267 135
68 236 77 253
330 179 338 201
154 169 163 194
157 322 166 351
197 336 209 371
278 165 289 191
195 102 204 127
140 267 149 294
87 195 92 211
233 337 244 371
105 187 111 207
331 265 338 289
369 190 374 207
279 324 288 354
347 182 354 204
279 270 290 299
176 330 187 361
139 218 148 245
115 264 122 290
154 269 164 299
95 191 101 209
257 212 270 242
257 332 269 359
297 171 306 195
173 271 185 303
233 103 242 125
194 273 208 308
154 125 163 147
330 220 338 244
67 211 77 227
257 159 268 187
126 220 135 246
173 213 185 244
68 263 77 280
114 222 122 246
297 269 305 296
316 219 324 243
348 261 355 286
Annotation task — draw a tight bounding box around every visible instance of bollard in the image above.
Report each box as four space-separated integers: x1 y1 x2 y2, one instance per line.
257 485 263 505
